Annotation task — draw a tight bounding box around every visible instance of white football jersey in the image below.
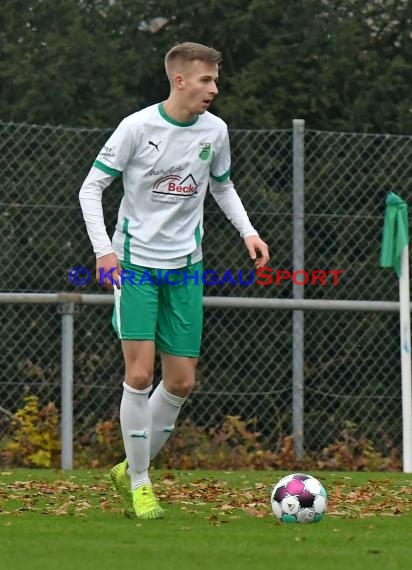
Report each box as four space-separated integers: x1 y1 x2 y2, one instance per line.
85 102 256 268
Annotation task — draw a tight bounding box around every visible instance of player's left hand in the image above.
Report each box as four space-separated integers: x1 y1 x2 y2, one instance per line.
244 235 270 268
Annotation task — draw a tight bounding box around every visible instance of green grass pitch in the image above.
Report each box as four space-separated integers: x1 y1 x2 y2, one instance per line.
1 469 412 570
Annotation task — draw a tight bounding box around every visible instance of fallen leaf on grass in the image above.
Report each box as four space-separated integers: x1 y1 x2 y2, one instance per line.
242 507 268 518
55 501 72 516
211 504 235 511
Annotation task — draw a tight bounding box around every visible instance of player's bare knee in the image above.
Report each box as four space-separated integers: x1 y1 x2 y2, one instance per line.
125 369 153 390
166 375 195 397
181 375 196 394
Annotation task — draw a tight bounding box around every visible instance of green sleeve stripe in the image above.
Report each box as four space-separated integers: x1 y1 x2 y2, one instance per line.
123 217 131 263
194 223 202 247
210 168 231 183
93 160 122 178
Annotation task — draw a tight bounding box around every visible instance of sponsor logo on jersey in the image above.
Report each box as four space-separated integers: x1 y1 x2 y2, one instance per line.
99 145 115 158
148 163 189 177
152 173 198 201
199 142 211 161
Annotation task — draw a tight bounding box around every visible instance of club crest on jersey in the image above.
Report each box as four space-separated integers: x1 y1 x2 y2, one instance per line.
152 173 198 203
199 142 211 161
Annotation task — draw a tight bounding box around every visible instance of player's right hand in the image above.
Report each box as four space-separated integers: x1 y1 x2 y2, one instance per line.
96 252 121 290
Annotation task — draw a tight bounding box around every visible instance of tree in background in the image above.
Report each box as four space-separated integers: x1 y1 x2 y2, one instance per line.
0 0 411 132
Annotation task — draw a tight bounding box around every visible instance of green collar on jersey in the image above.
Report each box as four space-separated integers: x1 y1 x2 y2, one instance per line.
158 102 199 127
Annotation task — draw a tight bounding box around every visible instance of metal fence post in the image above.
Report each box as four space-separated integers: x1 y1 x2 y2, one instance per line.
60 301 74 469
292 119 305 460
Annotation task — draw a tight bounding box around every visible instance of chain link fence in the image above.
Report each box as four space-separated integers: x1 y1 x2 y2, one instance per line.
0 120 411 465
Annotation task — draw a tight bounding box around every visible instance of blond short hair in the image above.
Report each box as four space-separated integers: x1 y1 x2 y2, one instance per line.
165 42 221 81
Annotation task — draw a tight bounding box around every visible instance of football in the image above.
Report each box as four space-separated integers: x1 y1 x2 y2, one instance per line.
270 473 327 523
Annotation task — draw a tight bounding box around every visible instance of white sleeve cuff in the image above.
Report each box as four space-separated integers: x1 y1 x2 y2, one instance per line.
241 229 259 239
96 247 116 259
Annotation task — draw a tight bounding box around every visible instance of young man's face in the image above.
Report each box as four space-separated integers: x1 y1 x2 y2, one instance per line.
178 60 219 116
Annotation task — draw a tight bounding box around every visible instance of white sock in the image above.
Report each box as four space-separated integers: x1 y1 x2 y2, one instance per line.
120 382 152 490
149 380 186 460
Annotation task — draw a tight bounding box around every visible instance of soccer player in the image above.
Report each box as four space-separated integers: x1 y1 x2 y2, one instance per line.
79 42 269 519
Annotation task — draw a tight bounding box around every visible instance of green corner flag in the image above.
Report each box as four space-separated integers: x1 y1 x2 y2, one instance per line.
380 192 409 278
